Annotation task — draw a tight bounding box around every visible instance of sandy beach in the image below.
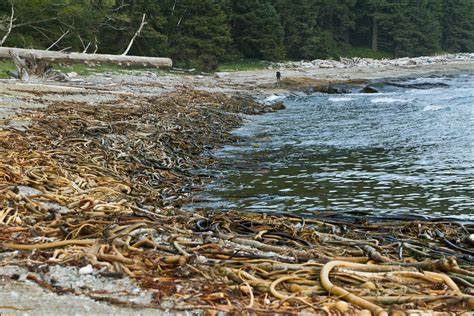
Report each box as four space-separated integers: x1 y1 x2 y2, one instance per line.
1 56 474 315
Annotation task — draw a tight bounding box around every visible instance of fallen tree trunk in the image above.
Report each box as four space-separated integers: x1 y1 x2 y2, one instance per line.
0 47 172 68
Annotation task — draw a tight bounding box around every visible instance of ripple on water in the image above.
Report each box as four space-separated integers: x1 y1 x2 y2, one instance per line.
187 74 474 219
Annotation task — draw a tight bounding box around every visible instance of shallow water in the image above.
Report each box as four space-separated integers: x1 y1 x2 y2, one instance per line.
189 73 474 219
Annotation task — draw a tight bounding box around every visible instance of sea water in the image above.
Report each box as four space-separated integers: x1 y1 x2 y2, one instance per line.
190 73 474 219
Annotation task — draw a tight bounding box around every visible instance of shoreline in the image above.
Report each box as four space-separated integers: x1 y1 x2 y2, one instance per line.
1 58 474 314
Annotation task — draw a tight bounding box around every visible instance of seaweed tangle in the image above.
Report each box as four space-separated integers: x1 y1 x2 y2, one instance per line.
1 89 474 314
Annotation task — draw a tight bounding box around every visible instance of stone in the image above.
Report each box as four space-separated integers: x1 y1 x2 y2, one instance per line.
78 264 94 275
271 101 285 111
361 85 379 93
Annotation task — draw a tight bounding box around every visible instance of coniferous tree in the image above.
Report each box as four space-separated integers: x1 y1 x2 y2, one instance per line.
1 0 473 70
318 0 356 48
441 0 474 52
230 0 285 60
351 0 392 52
100 0 167 56
273 0 332 60
388 0 441 56
164 0 232 71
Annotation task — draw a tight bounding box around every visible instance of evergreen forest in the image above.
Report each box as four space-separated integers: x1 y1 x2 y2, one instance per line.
0 0 473 70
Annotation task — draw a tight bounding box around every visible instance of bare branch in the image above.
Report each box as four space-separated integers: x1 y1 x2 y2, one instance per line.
0 5 15 46
101 17 127 31
13 18 57 28
93 36 99 54
46 29 70 51
59 46 71 53
29 25 53 42
112 0 130 12
172 0 177 15
82 42 91 53
122 13 147 56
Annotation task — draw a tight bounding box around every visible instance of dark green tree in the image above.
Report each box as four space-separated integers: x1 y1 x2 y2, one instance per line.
1 0 113 51
441 0 474 52
351 0 393 52
318 0 356 48
99 0 167 56
388 0 441 56
163 0 232 71
273 0 332 60
230 0 285 60
1 0 473 69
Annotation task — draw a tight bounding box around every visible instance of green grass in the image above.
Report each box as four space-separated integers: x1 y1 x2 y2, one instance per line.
217 59 270 72
0 60 16 78
334 47 394 60
54 63 162 76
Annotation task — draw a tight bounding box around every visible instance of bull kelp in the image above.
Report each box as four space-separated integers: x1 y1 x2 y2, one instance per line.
1 90 474 315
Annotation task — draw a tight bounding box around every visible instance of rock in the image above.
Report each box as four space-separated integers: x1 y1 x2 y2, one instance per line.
466 234 474 246
15 186 43 197
79 264 94 275
312 85 341 94
214 72 228 79
271 101 285 111
7 70 19 79
361 85 379 93
325 86 340 94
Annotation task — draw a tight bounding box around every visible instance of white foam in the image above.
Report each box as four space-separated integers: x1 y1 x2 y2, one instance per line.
264 94 285 103
328 97 354 102
370 97 406 104
423 104 447 111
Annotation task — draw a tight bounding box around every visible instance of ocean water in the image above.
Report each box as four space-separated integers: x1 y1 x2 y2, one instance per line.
190 73 474 219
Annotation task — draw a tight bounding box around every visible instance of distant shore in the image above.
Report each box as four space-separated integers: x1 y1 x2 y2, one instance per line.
1 53 473 133
206 54 474 96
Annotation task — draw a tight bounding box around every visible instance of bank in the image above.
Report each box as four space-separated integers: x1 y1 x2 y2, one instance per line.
1 57 474 315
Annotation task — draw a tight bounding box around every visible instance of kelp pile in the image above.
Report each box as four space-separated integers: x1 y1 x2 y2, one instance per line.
1 90 474 315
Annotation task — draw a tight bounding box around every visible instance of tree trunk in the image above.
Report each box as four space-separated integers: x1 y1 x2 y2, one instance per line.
0 47 172 68
372 17 378 52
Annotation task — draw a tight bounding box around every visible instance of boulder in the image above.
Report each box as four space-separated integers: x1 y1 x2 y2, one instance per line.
361 85 379 93
271 101 286 111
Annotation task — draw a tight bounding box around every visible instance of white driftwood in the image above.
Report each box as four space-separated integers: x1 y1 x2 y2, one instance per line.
0 46 172 68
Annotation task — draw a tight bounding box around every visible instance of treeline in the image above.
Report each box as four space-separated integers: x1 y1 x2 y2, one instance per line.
1 0 473 70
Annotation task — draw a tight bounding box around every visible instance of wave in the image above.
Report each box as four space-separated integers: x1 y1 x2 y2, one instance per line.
264 94 286 104
370 97 406 104
328 97 354 102
423 104 448 111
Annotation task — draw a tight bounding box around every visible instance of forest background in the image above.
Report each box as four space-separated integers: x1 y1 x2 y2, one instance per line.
0 0 473 71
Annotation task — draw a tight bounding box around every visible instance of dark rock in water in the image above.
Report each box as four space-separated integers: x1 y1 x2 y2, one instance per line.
325 86 339 94
312 85 343 94
331 85 353 94
271 101 286 111
361 85 379 93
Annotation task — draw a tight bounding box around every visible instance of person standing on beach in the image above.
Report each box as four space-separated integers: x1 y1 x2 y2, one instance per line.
276 71 281 86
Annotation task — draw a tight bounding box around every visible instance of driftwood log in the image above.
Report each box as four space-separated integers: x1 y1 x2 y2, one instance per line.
0 47 172 68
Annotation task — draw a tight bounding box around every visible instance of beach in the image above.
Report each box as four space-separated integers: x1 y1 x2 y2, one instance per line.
1 55 474 315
